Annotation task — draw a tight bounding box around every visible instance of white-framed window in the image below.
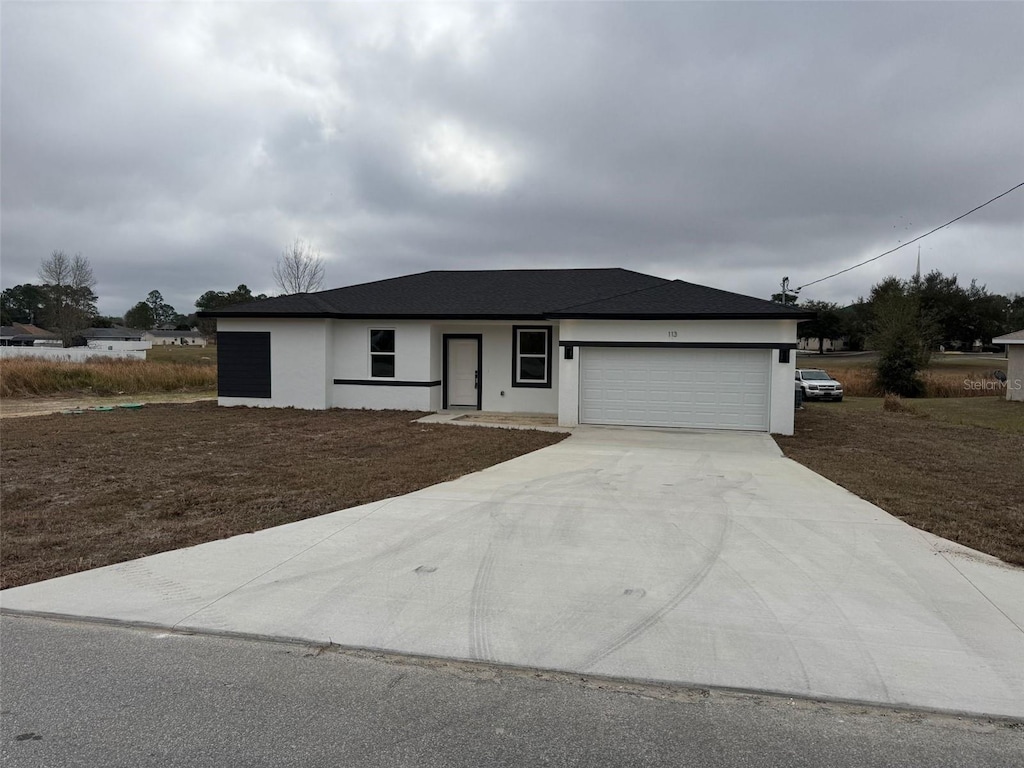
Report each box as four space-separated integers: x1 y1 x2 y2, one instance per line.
369 329 395 378
512 326 551 388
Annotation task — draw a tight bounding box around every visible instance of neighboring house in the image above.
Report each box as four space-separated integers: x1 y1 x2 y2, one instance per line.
200 269 812 435
0 323 59 346
142 329 208 347
74 327 149 353
992 329 1024 402
79 327 144 342
797 336 849 353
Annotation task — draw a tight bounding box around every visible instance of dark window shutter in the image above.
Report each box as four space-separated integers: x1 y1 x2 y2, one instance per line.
217 332 271 398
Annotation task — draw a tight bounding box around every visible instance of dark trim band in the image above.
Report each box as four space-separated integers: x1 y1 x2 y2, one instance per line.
559 341 798 350
334 379 441 387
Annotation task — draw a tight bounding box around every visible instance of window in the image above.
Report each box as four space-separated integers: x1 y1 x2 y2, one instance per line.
370 329 395 378
512 326 551 388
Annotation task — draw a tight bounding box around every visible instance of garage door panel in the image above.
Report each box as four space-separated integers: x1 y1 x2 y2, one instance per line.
580 348 770 431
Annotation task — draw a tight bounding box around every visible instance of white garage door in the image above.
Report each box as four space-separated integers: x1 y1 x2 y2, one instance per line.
580 347 771 431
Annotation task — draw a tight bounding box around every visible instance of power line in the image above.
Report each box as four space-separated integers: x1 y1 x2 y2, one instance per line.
796 181 1024 291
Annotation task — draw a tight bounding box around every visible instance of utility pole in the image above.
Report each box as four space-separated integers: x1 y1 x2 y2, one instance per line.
779 277 799 305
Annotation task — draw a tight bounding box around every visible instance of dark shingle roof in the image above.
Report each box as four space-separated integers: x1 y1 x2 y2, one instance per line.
200 268 809 320
145 329 204 338
81 327 143 339
548 280 812 319
1 323 58 339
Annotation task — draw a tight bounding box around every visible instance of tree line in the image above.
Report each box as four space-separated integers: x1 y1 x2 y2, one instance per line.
789 270 1023 355
786 270 1024 397
1 241 326 347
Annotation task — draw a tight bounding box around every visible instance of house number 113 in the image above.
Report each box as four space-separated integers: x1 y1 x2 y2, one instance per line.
668 331 678 338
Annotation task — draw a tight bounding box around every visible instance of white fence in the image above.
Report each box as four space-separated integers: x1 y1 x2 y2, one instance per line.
87 340 151 352
0 346 149 362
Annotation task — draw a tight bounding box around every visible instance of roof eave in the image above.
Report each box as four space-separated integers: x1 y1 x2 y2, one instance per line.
545 311 813 321
203 311 811 319
201 311 552 321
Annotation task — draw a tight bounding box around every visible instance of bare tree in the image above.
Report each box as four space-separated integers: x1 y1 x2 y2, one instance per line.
39 250 98 347
272 238 326 295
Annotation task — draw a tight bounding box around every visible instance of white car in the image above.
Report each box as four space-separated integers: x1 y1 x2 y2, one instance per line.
795 368 844 402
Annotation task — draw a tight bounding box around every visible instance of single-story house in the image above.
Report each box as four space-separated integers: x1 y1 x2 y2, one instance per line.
79 327 144 342
992 329 1024 402
0 323 58 346
797 336 849 353
200 269 813 435
142 329 208 347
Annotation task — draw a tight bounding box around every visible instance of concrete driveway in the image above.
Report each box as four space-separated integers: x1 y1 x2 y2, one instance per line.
3 427 1023 718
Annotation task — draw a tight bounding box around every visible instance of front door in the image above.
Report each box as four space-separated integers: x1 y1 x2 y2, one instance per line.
448 338 479 408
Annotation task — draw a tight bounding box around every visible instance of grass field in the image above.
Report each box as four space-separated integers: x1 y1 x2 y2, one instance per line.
0 357 216 397
146 344 217 366
796 351 1009 397
796 351 1008 369
0 404 566 589
776 396 1024 566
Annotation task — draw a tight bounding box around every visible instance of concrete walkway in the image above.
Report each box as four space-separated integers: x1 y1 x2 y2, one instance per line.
3 427 1023 718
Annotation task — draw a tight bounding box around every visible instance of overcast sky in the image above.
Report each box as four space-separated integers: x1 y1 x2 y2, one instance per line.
2 1 1022 318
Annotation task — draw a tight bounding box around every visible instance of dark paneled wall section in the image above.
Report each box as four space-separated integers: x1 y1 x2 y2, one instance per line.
217 332 271 398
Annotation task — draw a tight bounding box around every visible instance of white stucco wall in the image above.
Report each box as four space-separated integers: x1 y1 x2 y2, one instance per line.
558 318 797 344
557 318 800 434
216 317 558 413
217 318 332 410
433 322 559 414
1007 346 1024 402
331 320 437 410
770 352 796 435
214 315 798 429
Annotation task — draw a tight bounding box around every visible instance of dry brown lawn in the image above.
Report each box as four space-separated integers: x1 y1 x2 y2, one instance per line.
776 397 1024 566
0 357 216 397
0 403 566 589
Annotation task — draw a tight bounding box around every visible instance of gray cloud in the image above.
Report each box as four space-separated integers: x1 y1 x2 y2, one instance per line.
2 2 1021 318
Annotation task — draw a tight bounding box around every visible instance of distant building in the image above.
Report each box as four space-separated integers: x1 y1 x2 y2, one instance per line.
141 329 208 347
992 330 1024 403
0 323 59 346
79 327 144 342
797 336 850 353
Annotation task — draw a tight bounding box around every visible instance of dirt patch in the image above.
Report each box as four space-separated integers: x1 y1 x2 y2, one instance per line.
776 400 1024 567
0 402 566 589
0 392 215 419
455 412 559 427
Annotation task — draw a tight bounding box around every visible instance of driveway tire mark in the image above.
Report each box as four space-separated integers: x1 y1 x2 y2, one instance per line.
528 458 646 665
579 508 732 672
468 541 498 661
466 466 613 665
729 516 891 700
714 559 813 692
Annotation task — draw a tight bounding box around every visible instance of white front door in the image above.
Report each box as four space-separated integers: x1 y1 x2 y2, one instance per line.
448 339 479 408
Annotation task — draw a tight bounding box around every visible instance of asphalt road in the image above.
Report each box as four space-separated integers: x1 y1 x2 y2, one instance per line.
1 616 1019 768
